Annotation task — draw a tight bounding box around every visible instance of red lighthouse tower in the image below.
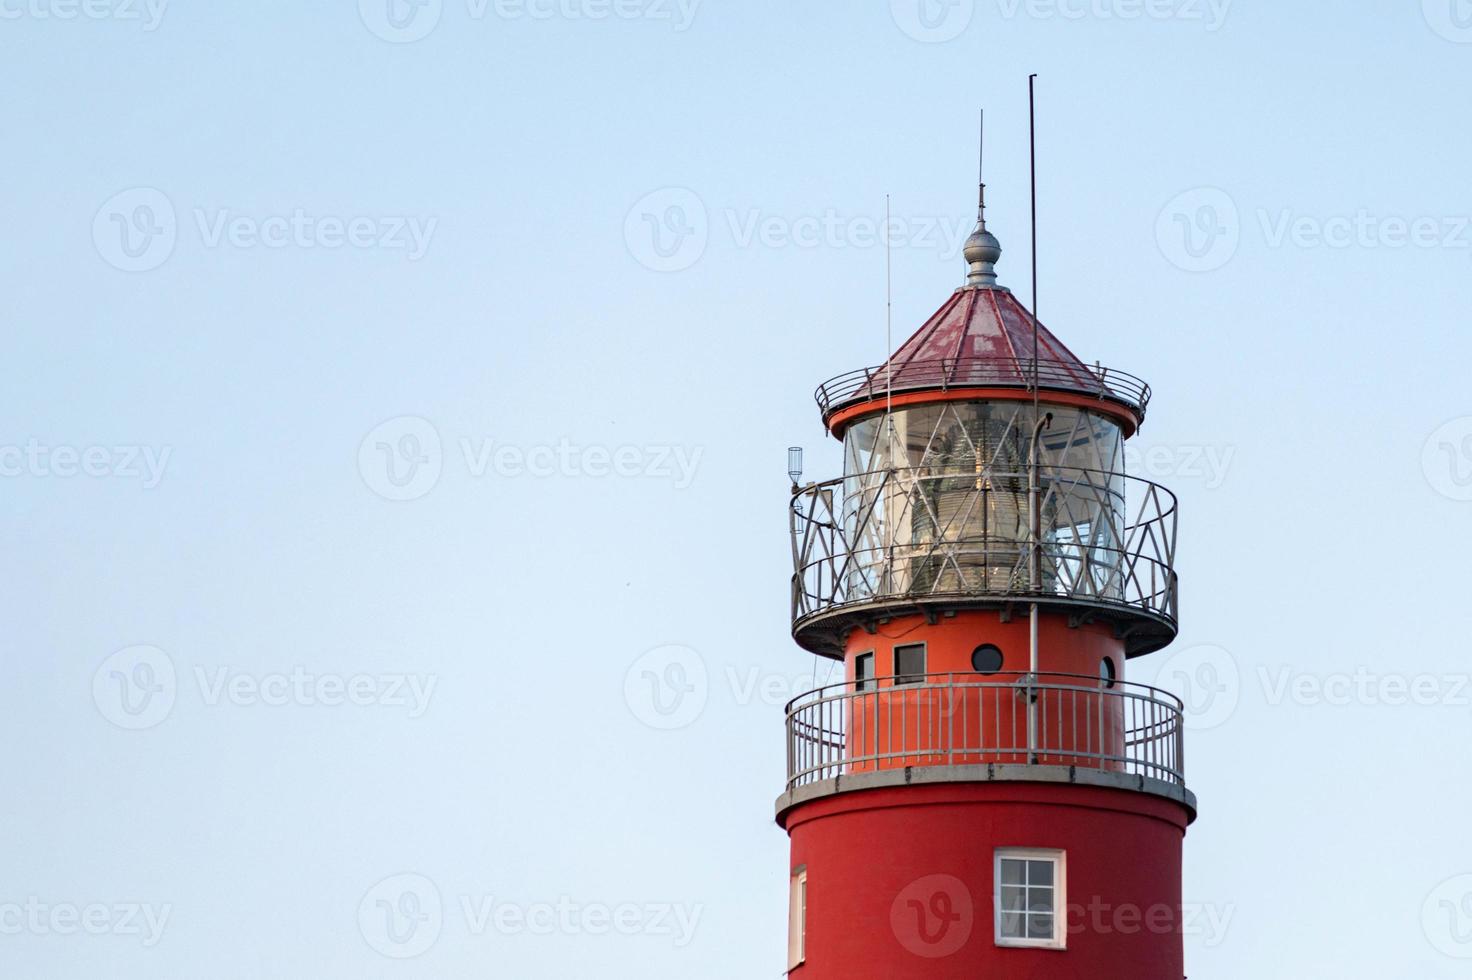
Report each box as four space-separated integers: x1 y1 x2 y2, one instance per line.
778 170 1193 978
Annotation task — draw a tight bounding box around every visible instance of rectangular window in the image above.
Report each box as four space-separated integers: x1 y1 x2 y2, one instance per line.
787 866 807 970
893 644 926 686
995 849 1066 949
854 652 874 692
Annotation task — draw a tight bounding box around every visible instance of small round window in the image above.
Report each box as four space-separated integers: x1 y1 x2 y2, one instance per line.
971 644 1004 675
1101 656 1117 688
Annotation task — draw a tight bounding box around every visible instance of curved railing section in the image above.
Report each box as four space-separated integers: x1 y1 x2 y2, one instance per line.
785 671 1185 792
815 358 1151 422
790 465 1178 633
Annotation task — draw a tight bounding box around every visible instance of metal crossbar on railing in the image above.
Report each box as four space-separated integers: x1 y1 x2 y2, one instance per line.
784 671 1186 793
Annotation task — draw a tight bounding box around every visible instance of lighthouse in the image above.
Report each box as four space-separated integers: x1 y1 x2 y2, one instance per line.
778 167 1193 978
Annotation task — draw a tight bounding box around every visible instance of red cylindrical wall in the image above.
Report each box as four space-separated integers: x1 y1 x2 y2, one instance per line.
782 782 1189 979
843 612 1128 774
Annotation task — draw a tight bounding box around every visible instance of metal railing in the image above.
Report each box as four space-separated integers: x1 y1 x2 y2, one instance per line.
785 671 1185 792
815 357 1151 421
790 465 1178 629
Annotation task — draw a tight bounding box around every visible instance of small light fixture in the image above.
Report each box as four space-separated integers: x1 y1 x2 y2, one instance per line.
787 447 804 486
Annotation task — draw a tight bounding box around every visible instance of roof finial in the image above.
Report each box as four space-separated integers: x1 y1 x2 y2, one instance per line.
964 108 1003 288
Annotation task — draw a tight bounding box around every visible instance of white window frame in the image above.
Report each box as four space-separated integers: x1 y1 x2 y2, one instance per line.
994 848 1066 950
787 866 807 970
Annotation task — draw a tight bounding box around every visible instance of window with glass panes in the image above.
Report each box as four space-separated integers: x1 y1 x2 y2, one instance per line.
995 849 1065 948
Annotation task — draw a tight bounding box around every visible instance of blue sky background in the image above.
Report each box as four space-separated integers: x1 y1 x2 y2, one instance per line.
3 1 1472 976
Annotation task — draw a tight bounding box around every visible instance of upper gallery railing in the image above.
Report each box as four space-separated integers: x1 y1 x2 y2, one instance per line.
790 465 1177 629
815 357 1151 421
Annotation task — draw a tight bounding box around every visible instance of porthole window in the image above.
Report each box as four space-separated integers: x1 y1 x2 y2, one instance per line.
1100 656 1117 688
972 644 1004 675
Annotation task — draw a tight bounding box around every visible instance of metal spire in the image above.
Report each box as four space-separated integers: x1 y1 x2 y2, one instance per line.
963 108 1003 288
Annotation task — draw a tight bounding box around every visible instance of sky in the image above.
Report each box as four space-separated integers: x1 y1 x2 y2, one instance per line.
2 1 1471 977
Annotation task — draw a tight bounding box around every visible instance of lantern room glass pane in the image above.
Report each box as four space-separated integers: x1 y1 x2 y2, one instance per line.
840 402 1126 604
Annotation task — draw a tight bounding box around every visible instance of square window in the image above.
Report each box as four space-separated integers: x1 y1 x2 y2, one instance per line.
854 652 874 693
995 850 1065 950
893 644 926 686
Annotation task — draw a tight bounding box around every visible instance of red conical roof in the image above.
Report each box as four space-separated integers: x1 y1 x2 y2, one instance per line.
861 286 1104 399
816 284 1149 431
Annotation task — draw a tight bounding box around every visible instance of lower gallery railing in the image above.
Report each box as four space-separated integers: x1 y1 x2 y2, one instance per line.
784 672 1185 793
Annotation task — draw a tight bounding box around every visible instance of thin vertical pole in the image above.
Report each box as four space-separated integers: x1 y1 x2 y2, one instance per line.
1027 73 1042 763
